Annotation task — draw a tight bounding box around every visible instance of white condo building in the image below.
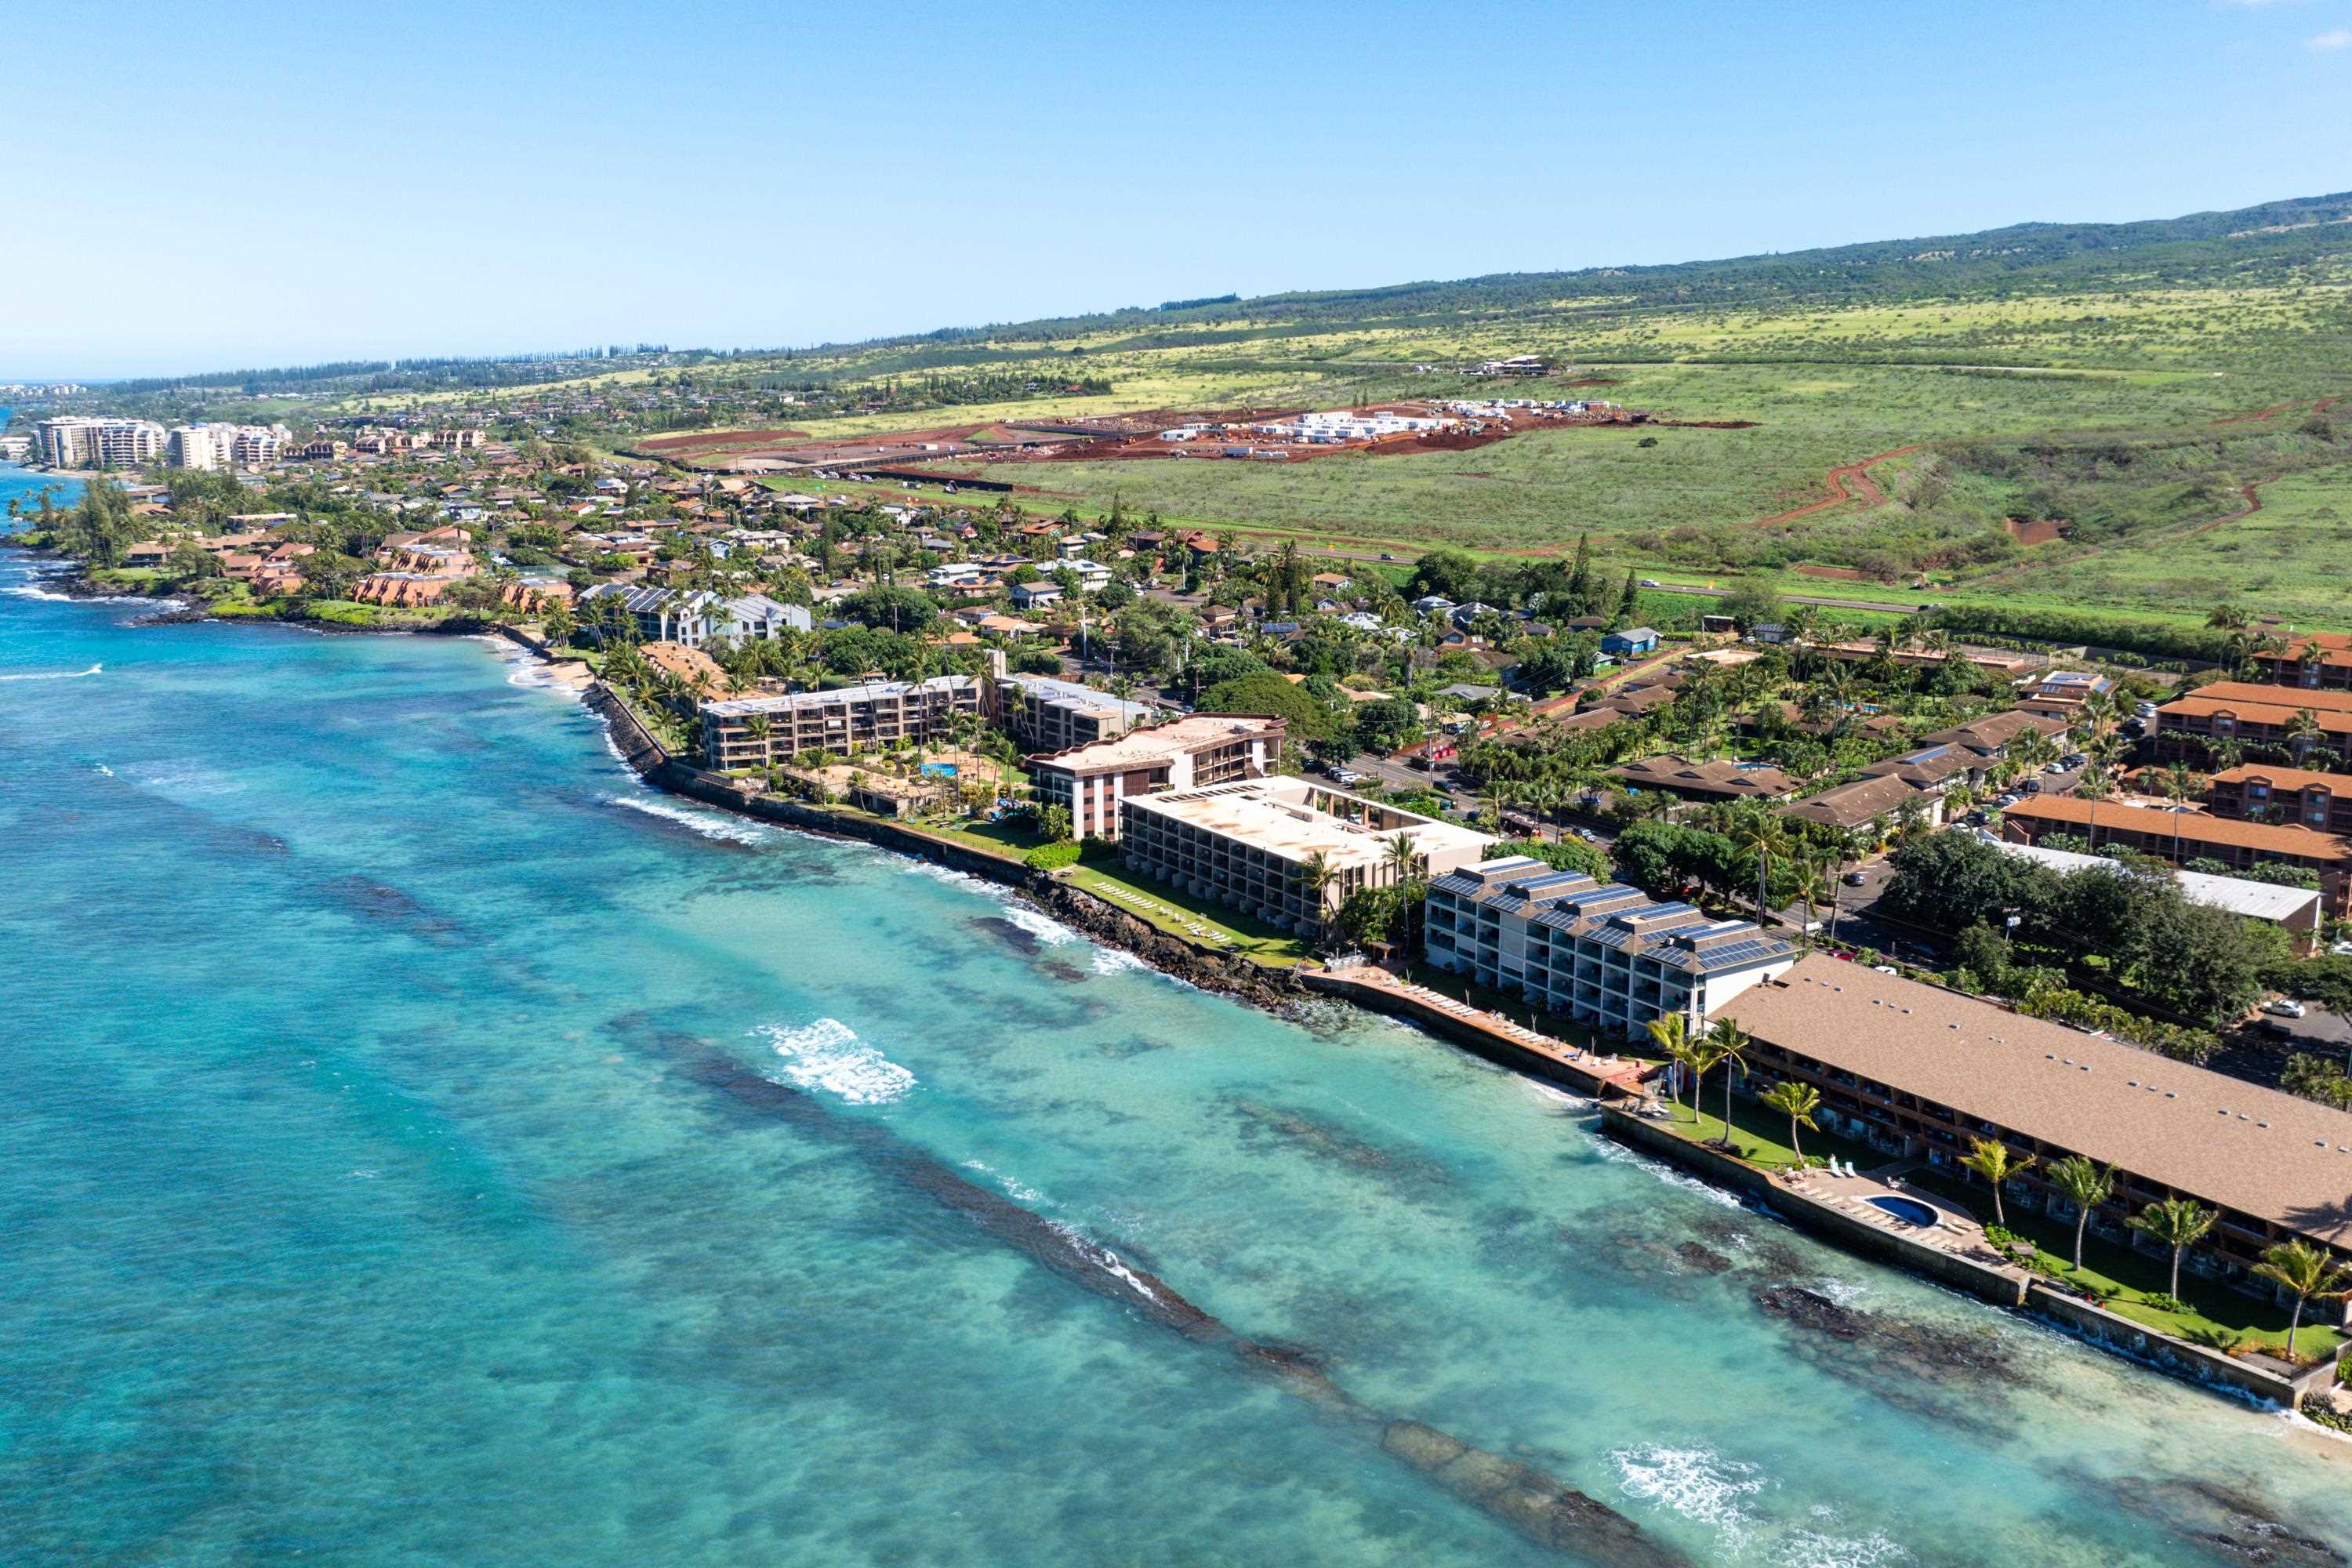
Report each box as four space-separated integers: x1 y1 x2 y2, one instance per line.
1424 856 1797 1040
38 416 168 470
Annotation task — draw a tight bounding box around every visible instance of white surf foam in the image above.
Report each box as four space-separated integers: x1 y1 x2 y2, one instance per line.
609 793 769 844
999 904 1079 946
1773 1529 1914 1567
755 1018 915 1105
1091 946 1147 975
1590 1134 1747 1210
962 1158 1047 1205
1519 1079 1595 1109
90 763 113 777
1612 1443 1767 1551
0 662 101 681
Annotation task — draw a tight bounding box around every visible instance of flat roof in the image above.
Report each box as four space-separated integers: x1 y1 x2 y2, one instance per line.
1977 834 2322 923
703 675 975 718
1126 778 1490 870
1006 673 1154 724
1715 955 2352 1248
1029 713 1282 775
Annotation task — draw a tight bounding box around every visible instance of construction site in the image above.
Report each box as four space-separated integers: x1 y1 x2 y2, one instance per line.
626 396 1670 479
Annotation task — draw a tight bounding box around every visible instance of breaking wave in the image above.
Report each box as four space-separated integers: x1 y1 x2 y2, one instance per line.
998 904 1078 947
963 1158 1047 1205
1590 1133 1747 1210
1612 1443 1768 1552
608 793 769 844
1091 946 1147 975
0 662 101 681
755 1018 916 1105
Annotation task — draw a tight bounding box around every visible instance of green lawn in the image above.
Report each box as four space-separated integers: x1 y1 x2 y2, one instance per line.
1062 863 1309 964
1903 1170 2345 1364
1653 1090 1888 1176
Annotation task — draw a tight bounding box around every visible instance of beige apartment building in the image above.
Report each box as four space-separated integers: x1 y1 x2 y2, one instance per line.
701 676 985 768
1119 777 1491 938
1028 713 1287 840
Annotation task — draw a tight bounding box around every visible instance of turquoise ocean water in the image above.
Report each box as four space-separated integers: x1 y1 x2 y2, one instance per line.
3 461 2349 1566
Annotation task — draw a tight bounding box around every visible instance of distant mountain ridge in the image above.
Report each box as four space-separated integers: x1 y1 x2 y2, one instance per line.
950 191 2352 348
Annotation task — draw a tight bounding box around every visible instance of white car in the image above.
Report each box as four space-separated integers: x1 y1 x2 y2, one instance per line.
2263 999 2307 1019
1872 964 1900 975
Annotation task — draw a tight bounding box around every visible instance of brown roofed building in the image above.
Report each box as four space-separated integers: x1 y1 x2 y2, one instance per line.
1781 773 1943 832
1714 955 2352 1283
2154 681 2352 766
1921 708 2071 761
2205 764 2352 836
1613 754 1797 802
638 641 738 701
2250 632 2352 692
1999 793 2352 903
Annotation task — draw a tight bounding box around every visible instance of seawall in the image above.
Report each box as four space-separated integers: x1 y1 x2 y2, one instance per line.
1600 1105 2027 1308
1601 1103 2342 1411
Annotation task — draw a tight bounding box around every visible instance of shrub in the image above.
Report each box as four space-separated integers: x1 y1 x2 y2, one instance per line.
1024 841 1082 871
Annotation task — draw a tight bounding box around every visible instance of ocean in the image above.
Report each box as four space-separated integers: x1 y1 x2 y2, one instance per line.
3 461 2347 1566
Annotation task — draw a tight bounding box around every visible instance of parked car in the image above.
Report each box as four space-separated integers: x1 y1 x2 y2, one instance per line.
2264 999 2308 1018
2060 754 2087 769
2136 701 2158 718
1873 965 1900 975
1843 870 1868 887
1576 827 1602 842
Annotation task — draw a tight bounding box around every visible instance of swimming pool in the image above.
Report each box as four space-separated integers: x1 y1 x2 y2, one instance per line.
920 762 959 778
1867 1195 1940 1227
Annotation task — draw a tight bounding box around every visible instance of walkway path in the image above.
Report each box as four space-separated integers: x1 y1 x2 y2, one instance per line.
1318 966 1653 1098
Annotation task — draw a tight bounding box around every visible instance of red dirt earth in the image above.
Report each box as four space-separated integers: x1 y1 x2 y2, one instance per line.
1749 445 1923 528
635 428 809 452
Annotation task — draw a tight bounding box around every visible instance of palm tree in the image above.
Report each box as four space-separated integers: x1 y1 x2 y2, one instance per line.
1726 809 1790 927
2251 1240 2352 1363
1384 830 1424 950
1706 1020 1751 1149
2288 707 2325 761
1681 1033 1727 1138
1299 850 1338 931
1958 1136 2034 1226
1759 1080 1821 1164
2158 760 2205 862
1646 1012 1693 1120
2045 1155 2114 1271
2128 1197 2218 1301
2074 763 2115 851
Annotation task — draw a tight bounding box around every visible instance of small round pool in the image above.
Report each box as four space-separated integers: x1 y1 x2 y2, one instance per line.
1867 1195 1940 1228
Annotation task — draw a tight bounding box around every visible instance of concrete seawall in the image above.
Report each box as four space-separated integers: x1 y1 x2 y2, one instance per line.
1601 1106 2028 1308
1602 1104 2347 1410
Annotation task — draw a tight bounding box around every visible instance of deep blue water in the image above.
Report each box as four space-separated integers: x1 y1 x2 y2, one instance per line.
4 463 2349 1566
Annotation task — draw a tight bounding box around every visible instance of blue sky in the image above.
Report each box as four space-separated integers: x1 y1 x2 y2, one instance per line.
9 0 2349 378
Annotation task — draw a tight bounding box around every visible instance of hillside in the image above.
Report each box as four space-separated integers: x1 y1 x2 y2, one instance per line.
24 191 2352 630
